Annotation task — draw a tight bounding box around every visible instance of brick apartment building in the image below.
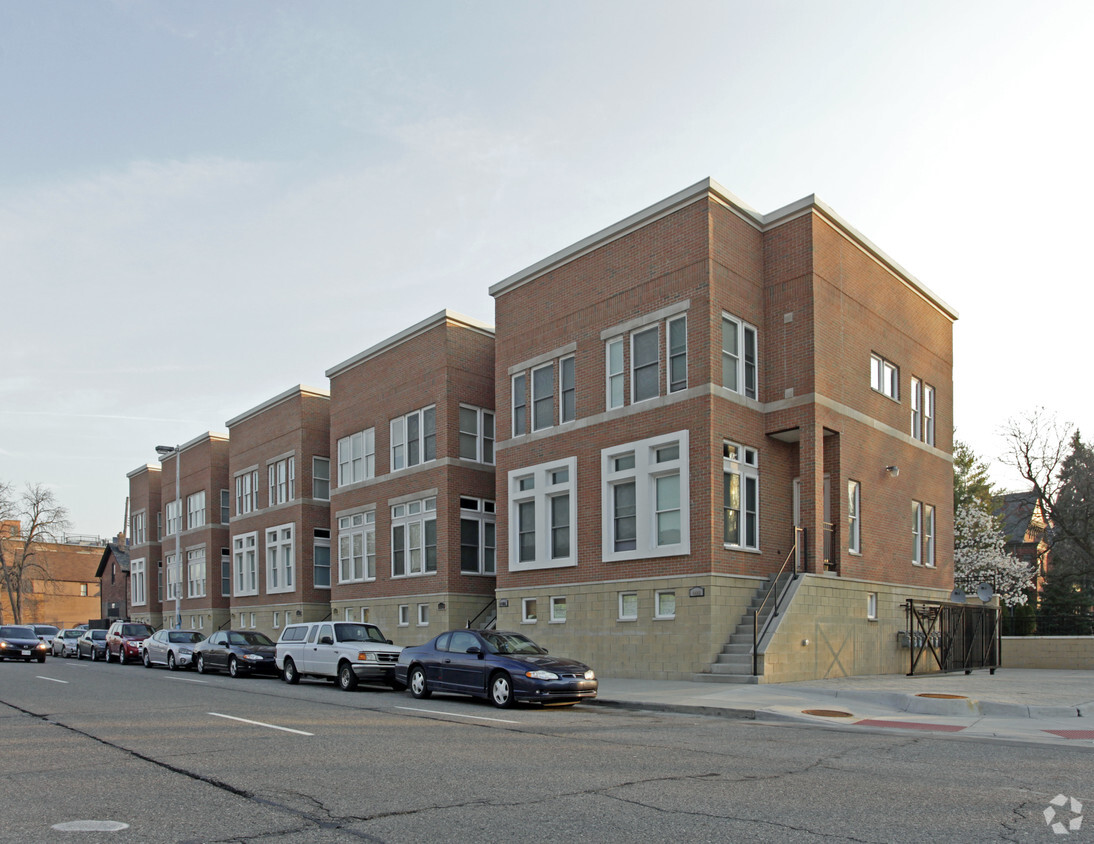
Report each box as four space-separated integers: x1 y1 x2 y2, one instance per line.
125 462 163 627
225 385 332 633
325 311 496 641
489 179 956 682
113 179 959 682
155 433 231 633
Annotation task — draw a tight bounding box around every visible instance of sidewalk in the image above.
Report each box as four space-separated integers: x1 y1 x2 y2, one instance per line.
592 669 1094 746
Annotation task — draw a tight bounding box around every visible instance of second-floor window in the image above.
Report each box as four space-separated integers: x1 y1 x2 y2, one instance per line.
131 558 146 606
391 407 436 471
870 354 899 400
312 457 330 500
338 511 375 583
187 491 205 530
268 456 295 506
165 499 181 536
235 470 259 515
337 429 374 486
460 497 496 575
391 497 437 577
187 547 206 598
459 406 495 464
266 523 294 592
233 532 258 596
722 313 757 399
132 511 146 545
910 378 936 445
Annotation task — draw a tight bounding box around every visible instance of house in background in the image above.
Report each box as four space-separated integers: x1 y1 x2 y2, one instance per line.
1 520 102 627
225 385 333 634
96 536 129 621
489 178 956 682
996 490 1050 594
325 310 496 641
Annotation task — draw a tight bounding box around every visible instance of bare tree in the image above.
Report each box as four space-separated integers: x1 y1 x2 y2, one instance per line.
0 481 71 624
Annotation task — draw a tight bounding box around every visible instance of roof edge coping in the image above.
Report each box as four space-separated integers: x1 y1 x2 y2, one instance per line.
226 384 330 429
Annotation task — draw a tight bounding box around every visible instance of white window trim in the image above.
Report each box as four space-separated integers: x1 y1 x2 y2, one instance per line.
458 405 496 465
847 480 862 555
512 373 528 437
337 510 376 584
186 546 206 599
601 430 690 562
924 504 936 568
186 491 206 530
508 457 578 571
459 497 496 576
722 312 758 400
606 337 624 410
521 597 538 624
723 441 759 552
233 531 259 597
654 589 676 620
131 557 146 606
390 407 436 472
132 511 147 545
559 355 576 424
618 592 638 622
390 497 437 578
912 501 923 565
870 353 899 400
337 429 375 487
630 324 660 404
667 314 687 394
165 498 182 537
235 469 259 516
312 457 331 501
417 603 429 627
867 592 878 621
531 362 554 431
398 604 410 627
549 595 567 623
265 522 295 594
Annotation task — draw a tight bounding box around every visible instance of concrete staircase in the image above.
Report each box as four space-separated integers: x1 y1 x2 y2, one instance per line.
694 571 803 684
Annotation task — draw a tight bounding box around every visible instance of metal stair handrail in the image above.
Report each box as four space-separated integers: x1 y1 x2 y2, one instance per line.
466 598 497 629
753 527 804 676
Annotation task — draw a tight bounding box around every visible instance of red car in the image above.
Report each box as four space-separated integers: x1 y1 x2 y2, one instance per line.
105 621 155 664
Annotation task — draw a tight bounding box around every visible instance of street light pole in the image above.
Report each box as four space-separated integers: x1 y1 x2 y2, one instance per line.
155 444 181 630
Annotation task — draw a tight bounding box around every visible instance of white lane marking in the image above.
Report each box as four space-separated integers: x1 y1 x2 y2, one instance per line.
396 706 520 724
165 677 208 684
208 712 314 736
37 676 68 684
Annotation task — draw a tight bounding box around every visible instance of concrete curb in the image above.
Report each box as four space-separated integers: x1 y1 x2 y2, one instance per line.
589 699 757 720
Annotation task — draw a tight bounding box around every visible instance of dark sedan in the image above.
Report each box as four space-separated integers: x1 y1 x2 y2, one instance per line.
0 625 49 662
395 629 597 708
76 629 108 660
194 630 278 677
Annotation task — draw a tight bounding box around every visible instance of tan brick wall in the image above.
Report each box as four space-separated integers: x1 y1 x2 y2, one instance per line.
330 592 494 647
759 574 953 682
1001 636 1094 670
497 574 766 679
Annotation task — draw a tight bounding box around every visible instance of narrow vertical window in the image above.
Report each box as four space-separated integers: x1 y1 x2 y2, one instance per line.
512 373 527 436
532 364 554 430
631 326 659 403
924 505 935 567
612 481 637 551
847 480 861 553
560 356 576 423
667 315 687 393
606 338 624 409
517 500 536 563
313 457 330 500
912 501 923 565
910 377 922 439
923 384 935 445
550 493 570 559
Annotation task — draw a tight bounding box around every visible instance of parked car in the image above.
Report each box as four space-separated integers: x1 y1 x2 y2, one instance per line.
395 629 597 708
76 629 108 660
194 630 278 678
276 621 403 691
142 629 205 670
105 621 155 664
0 625 50 662
51 628 84 657
32 624 60 652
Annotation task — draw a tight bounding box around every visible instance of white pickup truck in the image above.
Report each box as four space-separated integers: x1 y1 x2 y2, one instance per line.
276 621 403 691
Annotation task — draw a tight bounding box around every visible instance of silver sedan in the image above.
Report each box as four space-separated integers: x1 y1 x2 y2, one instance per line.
142 629 205 670
51 628 84 657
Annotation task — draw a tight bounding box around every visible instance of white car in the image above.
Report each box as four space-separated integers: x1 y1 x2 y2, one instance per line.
51 628 83 657
142 629 205 670
276 622 403 691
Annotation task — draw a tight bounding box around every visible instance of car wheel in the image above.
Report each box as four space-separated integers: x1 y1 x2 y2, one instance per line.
118 648 127 665
143 650 151 668
228 657 240 678
490 672 514 708
91 647 98 662
37 654 46 663
167 652 176 671
102 647 110 663
408 666 431 699
196 654 206 674
282 657 300 685
77 650 83 660
338 662 359 691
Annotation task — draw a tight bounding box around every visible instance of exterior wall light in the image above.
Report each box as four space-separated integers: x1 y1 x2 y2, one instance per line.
885 465 899 477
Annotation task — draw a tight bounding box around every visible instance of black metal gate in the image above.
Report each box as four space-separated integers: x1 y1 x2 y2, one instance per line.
904 599 1000 676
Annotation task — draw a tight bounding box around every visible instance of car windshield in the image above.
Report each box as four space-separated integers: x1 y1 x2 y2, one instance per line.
479 632 546 655
229 631 274 647
34 626 59 636
122 624 153 636
334 623 388 643
64 630 82 639
1 626 35 638
168 632 204 644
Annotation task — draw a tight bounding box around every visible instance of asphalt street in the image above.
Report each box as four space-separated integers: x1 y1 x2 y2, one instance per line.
1 656 1090 843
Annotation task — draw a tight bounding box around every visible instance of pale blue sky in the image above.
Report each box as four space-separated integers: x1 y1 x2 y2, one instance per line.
2 1 1091 535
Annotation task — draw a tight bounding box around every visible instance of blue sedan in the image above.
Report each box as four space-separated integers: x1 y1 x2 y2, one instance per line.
395 629 597 708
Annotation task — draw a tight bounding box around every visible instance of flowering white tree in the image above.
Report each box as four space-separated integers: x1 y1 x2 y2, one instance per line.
953 503 1036 607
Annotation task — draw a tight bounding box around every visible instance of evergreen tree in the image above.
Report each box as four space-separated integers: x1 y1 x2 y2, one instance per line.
953 439 996 515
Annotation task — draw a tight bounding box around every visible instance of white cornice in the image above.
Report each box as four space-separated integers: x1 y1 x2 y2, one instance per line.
226 384 330 429
325 309 495 379
489 178 958 322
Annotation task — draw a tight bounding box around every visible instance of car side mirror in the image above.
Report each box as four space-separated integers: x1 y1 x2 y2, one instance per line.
386 639 393 644
466 646 482 656
542 648 549 654
319 636 333 645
